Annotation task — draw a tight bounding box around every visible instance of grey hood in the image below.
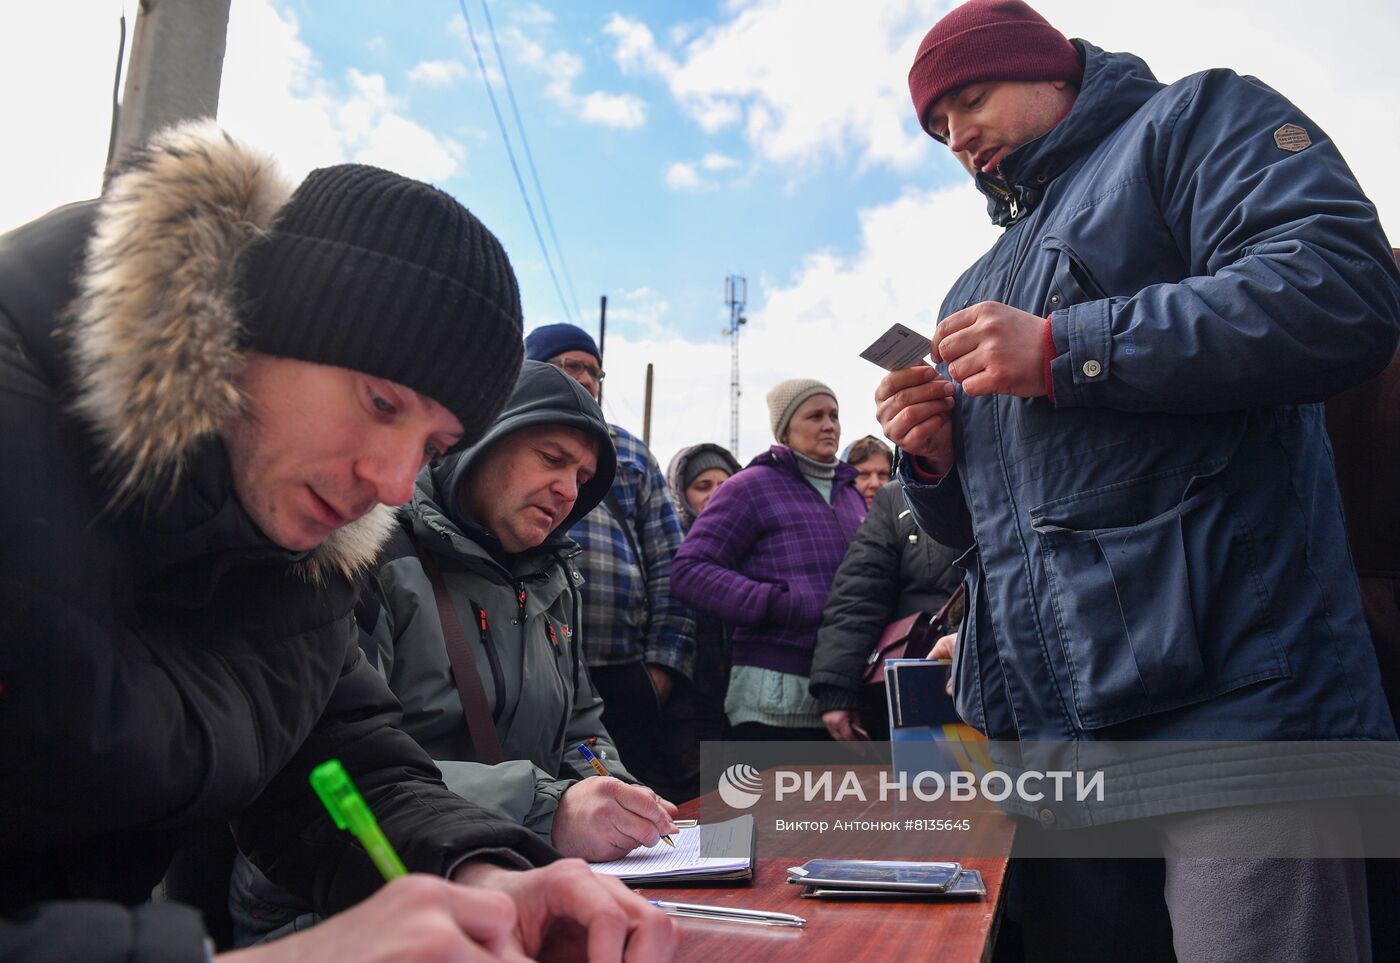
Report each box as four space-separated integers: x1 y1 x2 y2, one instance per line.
429 360 616 540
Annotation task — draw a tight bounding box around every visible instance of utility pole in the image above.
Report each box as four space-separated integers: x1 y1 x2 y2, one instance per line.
111 0 231 169
597 295 607 405
722 274 747 458
642 363 654 448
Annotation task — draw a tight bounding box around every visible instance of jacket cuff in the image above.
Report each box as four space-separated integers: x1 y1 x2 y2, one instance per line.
811 682 861 713
905 455 945 483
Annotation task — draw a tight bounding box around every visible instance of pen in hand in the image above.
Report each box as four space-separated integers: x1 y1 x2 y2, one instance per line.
311 758 407 881
576 742 675 847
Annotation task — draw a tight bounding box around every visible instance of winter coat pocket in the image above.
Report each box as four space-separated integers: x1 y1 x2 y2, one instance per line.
1030 459 1288 729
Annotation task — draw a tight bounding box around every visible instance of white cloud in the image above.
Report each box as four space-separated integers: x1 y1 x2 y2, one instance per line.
604 2 943 172
409 59 469 87
664 151 743 191
701 152 739 171
606 287 673 338
366 36 387 54
665 162 702 191
217 2 463 186
591 183 1001 470
503 26 647 129
579 90 647 129
514 3 557 27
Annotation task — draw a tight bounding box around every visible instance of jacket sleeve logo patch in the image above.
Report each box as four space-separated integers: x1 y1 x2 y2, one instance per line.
1273 123 1311 152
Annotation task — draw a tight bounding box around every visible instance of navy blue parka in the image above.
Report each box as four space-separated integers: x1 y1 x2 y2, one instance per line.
902 42 1400 823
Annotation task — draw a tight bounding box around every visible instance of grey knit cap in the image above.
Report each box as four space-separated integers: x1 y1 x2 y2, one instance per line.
767 377 837 443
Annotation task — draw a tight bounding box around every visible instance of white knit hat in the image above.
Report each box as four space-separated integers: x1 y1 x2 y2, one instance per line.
767 378 837 443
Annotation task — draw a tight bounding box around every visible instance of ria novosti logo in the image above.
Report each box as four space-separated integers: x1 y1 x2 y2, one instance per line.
716 763 764 809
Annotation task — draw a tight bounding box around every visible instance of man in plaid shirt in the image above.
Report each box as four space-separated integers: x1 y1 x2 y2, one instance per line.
525 324 696 800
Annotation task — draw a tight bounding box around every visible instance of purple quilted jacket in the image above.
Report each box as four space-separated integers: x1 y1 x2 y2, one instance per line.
672 446 866 676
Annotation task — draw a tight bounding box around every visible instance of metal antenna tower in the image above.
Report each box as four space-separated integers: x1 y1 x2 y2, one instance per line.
722 274 747 457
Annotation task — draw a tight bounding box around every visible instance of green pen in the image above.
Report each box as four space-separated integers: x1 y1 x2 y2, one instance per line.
311 758 407 881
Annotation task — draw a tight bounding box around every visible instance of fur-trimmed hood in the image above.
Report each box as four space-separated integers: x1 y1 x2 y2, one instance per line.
67 121 394 580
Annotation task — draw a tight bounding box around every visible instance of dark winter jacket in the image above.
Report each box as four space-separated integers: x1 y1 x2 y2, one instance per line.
230 362 625 942
672 446 865 677
0 125 552 960
809 481 963 712
901 43 1400 824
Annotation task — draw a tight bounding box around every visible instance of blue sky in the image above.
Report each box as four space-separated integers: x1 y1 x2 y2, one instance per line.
5 0 1399 468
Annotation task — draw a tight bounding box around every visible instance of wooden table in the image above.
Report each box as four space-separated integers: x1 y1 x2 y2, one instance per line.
635 772 1015 963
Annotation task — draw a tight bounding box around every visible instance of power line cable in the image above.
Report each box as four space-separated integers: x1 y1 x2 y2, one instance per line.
457 0 575 326
478 0 584 323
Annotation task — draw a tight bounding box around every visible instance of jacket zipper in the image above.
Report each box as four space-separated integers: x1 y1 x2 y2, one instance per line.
518 581 573 752
470 602 507 722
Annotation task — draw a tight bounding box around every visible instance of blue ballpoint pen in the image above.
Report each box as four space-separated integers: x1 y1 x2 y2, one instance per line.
577 742 675 847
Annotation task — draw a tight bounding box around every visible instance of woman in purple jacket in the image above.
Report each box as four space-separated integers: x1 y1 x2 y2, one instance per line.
672 379 867 740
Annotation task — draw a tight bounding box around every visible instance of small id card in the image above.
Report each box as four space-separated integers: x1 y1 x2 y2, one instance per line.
860 323 931 371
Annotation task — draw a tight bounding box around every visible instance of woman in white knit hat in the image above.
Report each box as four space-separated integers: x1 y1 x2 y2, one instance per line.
671 379 867 739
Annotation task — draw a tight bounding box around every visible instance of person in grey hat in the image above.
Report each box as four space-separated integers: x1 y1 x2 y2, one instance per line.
0 122 672 962
673 379 866 740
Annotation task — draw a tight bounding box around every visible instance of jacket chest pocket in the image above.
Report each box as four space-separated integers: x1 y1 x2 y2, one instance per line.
1012 237 1112 447
1030 460 1288 729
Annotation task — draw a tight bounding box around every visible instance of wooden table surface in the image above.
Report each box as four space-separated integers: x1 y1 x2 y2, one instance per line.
635 777 1016 963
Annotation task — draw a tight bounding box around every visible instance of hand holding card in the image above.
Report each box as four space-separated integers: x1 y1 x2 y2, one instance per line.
861 323 956 473
860 322 934 371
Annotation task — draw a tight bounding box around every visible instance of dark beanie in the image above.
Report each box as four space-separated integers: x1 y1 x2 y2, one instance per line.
908 0 1081 137
238 163 523 450
524 322 601 363
682 448 739 491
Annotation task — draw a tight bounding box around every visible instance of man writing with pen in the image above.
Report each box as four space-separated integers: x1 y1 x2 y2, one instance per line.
0 123 673 961
229 358 681 945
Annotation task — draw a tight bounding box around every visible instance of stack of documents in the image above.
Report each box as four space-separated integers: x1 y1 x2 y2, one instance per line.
787 858 986 899
589 815 756 885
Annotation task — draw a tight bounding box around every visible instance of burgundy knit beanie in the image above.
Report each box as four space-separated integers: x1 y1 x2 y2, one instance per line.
908 0 1081 139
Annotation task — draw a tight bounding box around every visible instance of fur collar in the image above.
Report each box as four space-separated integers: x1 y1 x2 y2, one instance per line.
68 120 394 581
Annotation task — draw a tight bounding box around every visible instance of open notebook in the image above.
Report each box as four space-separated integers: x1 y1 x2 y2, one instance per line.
588 814 755 884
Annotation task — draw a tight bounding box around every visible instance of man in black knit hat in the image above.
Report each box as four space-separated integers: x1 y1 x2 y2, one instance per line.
0 122 673 962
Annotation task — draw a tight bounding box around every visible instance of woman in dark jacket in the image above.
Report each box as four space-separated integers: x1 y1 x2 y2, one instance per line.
809 480 963 741
672 379 865 740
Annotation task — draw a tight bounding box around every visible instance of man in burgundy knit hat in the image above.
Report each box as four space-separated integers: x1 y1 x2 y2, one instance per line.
878 0 1400 959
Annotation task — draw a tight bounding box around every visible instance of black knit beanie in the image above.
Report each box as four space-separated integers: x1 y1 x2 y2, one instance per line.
238 163 524 450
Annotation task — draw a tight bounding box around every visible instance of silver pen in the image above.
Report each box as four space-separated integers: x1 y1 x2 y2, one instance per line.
650 899 806 927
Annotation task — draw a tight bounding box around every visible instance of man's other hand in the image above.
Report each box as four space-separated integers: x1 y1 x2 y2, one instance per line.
453 858 677 962
933 301 1047 398
551 777 679 862
930 633 957 697
217 874 526 962
822 708 867 742
875 365 957 474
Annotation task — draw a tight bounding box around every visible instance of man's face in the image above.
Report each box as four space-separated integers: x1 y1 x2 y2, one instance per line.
459 424 599 553
222 354 464 552
924 79 1075 177
549 349 603 400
